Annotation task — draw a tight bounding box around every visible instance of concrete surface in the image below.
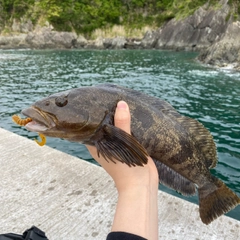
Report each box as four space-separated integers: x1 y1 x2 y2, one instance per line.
0 127 239 240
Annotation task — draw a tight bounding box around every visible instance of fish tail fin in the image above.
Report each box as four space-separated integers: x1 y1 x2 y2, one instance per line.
198 177 240 225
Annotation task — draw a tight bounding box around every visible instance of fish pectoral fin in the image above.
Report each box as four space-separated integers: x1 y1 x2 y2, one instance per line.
90 124 149 167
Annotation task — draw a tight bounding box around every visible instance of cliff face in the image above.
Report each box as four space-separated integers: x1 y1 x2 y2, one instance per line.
142 1 230 51
198 21 240 70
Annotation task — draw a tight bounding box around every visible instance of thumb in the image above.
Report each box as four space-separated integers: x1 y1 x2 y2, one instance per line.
114 101 131 134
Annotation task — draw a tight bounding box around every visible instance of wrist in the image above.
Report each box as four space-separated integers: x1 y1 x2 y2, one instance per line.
115 170 159 195
111 167 159 240
114 160 159 193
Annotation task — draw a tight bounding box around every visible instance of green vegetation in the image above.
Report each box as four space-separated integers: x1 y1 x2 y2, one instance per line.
0 0 239 36
228 0 240 20
171 0 219 20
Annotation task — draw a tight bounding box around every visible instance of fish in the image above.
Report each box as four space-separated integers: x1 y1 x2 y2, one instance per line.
21 83 240 224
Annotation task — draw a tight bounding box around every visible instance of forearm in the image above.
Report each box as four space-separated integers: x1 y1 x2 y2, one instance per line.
111 175 159 240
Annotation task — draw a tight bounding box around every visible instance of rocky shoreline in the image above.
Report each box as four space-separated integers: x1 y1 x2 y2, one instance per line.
0 0 239 70
198 21 240 70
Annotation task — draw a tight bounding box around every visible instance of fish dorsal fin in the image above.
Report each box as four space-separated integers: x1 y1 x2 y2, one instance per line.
166 110 217 169
97 83 177 111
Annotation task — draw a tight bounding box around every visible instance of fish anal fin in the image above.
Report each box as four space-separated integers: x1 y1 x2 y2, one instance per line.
153 159 196 196
90 124 149 167
199 177 240 224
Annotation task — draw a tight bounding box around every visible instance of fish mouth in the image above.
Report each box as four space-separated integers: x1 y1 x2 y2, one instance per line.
21 106 56 133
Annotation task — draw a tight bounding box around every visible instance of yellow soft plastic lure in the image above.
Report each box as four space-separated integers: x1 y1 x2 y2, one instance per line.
34 133 46 146
12 114 32 126
12 115 47 146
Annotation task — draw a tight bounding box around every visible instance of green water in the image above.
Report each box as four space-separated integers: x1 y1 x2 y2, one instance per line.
0 49 239 221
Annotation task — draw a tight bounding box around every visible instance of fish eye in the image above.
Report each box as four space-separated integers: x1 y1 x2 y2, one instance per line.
55 96 68 107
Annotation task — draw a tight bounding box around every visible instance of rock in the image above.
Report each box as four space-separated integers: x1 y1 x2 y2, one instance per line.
102 38 112 49
103 37 127 49
111 36 127 49
53 31 77 48
141 30 159 48
198 21 240 69
25 27 77 49
72 35 88 48
125 38 142 49
0 34 28 49
84 36 127 49
151 0 230 51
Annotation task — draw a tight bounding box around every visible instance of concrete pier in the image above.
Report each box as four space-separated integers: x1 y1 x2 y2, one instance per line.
0 127 239 240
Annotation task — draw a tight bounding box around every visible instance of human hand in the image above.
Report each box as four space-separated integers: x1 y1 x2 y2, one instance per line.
86 100 158 191
86 101 159 239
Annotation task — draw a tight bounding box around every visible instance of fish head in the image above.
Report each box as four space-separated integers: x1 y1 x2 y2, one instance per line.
21 88 104 142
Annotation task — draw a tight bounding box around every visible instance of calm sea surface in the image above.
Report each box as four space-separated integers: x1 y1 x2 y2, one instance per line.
0 49 239 220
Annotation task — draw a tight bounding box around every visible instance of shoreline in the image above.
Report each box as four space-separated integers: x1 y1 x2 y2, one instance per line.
1 33 238 72
1 1 240 71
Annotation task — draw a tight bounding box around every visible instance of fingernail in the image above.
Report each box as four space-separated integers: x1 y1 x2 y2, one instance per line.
117 101 127 109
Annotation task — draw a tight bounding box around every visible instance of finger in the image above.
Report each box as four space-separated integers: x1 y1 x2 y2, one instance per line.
114 101 131 134
86 101 131 162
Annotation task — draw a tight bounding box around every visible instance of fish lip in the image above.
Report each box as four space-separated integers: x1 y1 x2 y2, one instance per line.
21 106 56 131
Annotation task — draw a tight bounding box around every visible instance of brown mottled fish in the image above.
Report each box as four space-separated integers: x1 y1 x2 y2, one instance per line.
21 84 240 224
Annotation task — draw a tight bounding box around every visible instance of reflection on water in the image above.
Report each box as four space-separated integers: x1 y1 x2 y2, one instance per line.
0 49 239 220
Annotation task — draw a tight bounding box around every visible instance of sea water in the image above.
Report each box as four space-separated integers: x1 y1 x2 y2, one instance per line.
0 49 239 220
